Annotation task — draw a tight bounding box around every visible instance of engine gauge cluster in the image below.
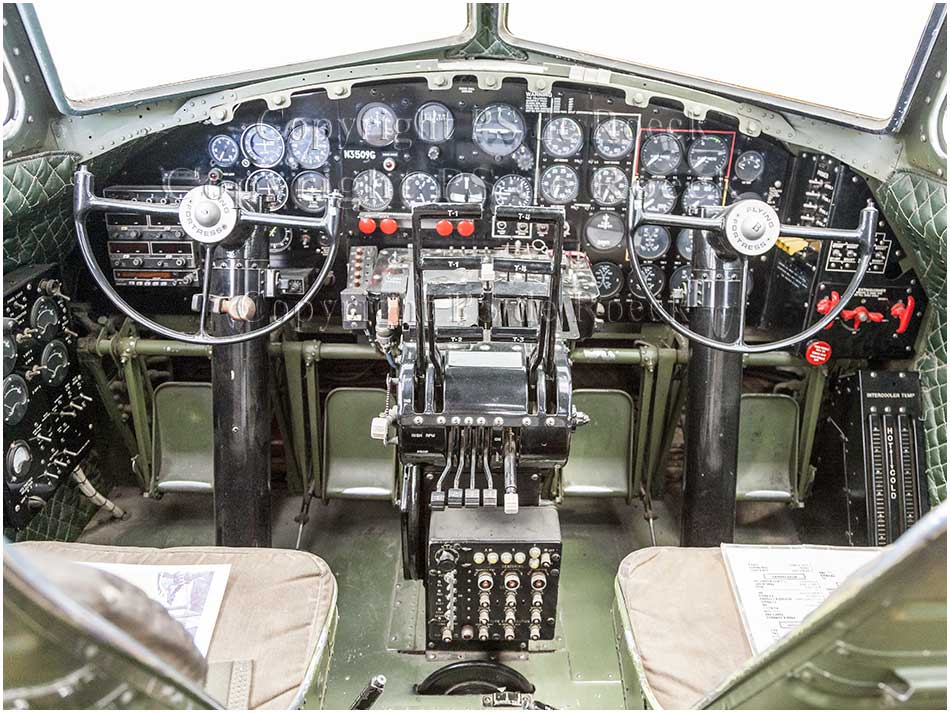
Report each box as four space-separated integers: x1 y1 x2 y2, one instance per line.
3 264 95 530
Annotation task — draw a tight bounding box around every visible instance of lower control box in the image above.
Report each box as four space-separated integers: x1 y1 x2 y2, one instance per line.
426 506 561 649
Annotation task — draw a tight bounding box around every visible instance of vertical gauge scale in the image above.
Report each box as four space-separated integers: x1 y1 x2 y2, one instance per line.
414 102 455 143
357 103 398 147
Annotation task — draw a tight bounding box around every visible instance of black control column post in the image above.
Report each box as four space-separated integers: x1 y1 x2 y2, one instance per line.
210 228 272 547
682 231 743 546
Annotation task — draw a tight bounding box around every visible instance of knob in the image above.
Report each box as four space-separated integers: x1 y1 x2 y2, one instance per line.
505 592 517 608
478 592 491 608
478 609 490 625
890 296 916 334
529 625 541 641
457 219 475 237
435 219 453 237
530 572 547 591
530 608 542 625
433 547 458 571
477 572 494 591
503 625 515 641
379 218 399 235
460 625 475 641
504 608 516 624
478 626 490 641
531 592 543 608
503 573 520 591
131 257 143 267
441 627 453 643
358 217 377 234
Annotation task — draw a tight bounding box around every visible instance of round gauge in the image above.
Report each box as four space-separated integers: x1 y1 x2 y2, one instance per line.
30 296 60 341
734 150 765 183
401 172 441 207
269 227 293 253
676 229 696 260
40 340 69 387
445 173 487 204
414 102 455 144
472 104 526 158
208 135 239 167
585 211 626 252
357 102 398 147
286 119 331 169
291 171 330 213
632 225 671 260
246 169 288 212
682 180 722 214
539 165 580 204
492 174 533 207
628 264 666 298
241 123 285 168
639 133 683 175
592 262 624 298
5 440 32 485
3 374 29 426
687 135 730 177
590 166 629 206
669 265 691 296
353 169 394 211
641 179 677 214
542 117 584 158
593 118 635 159
3 321 16 378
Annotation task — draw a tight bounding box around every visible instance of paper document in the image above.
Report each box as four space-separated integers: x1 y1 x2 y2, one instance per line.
721 544 879 654
83 562 230 657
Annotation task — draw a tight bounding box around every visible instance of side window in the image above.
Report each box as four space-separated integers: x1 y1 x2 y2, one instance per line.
2 59 23 141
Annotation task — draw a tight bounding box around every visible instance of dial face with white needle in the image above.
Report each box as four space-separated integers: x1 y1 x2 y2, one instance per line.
687 135 729 177
539 165 580 204
352 169 393 210
3 374 29 426
639 133 683 175
40 340 69 387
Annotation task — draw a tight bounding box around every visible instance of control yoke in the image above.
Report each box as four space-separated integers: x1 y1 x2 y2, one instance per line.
72 166 341 345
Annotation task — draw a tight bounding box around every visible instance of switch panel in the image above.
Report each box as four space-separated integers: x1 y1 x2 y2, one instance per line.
426 506 561 649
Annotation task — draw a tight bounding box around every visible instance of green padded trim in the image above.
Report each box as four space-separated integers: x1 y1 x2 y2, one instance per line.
876 171 947 504
3 151 79 271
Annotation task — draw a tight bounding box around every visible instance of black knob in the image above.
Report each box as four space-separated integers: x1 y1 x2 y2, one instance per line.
433 547 458 570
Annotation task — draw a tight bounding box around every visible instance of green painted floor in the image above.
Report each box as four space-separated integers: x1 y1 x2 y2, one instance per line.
79 487 795 708
80 487 676 708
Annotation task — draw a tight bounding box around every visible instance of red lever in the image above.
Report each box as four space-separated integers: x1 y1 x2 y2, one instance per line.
840 306 885 330
890 296 916 334
815 290 841 329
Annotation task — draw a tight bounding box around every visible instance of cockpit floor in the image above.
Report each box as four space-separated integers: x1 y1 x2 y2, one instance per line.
78 487 798 708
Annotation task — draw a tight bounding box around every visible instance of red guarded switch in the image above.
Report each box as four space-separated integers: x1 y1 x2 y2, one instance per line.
358 217 377 234
840 306 885 330
457 219 476 237
435 219 454 237
815 290 841 329
890 296 916 334
379 218 399 235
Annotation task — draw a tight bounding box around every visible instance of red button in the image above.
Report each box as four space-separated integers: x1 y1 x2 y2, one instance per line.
358 217 377 234
457 219 475 237
435 219 454 237
380 218 399 235
804 340 832 366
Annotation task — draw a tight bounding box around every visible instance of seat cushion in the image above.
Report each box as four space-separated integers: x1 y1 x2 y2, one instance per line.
616 547 752 709
15 541 336 710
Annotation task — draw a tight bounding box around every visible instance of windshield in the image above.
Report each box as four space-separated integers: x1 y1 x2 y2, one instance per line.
31 2 465 103
506 2 937 120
